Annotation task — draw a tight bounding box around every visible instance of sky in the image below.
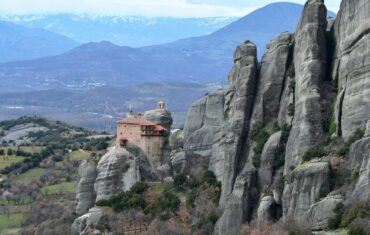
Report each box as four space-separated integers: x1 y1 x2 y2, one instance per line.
0 0 341 17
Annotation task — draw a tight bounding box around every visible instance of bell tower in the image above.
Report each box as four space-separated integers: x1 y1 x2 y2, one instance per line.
157 100 166 110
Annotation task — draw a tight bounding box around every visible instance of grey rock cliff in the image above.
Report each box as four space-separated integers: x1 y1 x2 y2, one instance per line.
258 131 282 189
175 90 225 179
215 42 258 235
94 145 153 201
332 0 370 140
282 161 330 219
304 194 344 230
250 32 292 129
284 0 327 174
257 196 275 226
143 108 173 132
76 161 97 214
349 136 370 202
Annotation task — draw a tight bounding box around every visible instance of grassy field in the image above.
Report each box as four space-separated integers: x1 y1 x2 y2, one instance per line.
0 156 25 170
41 182 76 194
0 146 44 154
15 168 45 184
68 150 90 161
0 213 22 231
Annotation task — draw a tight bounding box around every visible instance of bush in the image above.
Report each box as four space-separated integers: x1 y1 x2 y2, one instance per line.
130 182 148 194
144 188 180 220
0 149 4 155
207 211 219 225
173 173 187 190
7 148 13 155
95 182 148 212
328 202 370 231
122 163 130 173
186 189 198 208
302 147 326 162
347 128 365 146
253 130 270 168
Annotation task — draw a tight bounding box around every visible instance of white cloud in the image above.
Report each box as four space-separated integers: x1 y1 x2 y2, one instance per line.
0 0 341 17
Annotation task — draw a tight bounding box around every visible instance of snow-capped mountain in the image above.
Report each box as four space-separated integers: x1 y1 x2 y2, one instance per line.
0 14 238 47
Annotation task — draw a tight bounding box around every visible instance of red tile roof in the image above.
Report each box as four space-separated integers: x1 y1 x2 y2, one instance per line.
117 118 167 132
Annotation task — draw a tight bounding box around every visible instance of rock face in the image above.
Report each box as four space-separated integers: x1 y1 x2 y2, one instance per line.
250 32 292 129
215 42 258 235
284 0 327 174
219 42 258 205
143 108 173 133
94 145 153 201
76 161 98 214
304 194 344 230
282 162 330 219
183 90 225 150
257 196 275 226
258 131 282 189
175 90 225 179
71 207 103 235
349 137 370 202
332 0 370 140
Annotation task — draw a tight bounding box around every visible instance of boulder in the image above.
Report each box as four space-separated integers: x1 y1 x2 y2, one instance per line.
94 145 154 202
257 196 275 226
258 131 282 189
349 137 370 202
332 0 370 140
284 0 327 175
282 161 330 219
76 161 97 214
71 207 103 235
304 194 344 230
143 108 173 132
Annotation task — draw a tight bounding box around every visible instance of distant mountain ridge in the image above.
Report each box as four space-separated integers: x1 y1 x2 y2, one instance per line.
0 2 319 91
0 14 238 47
0 21 79 63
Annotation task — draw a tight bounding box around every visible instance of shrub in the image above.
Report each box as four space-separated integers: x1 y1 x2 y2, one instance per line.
0 149 4 155
95 182 148 212
253 130 270 168
7 148 13 155
328 202 370 231
207 211 219 225
347 128 365 146
341 203 370 228
145 188 180 220
186 189 198 208
96 215 110 231
130 182 148 194
122 163 130 173
173 173 187 190
302 147 326 162
201 171 218 186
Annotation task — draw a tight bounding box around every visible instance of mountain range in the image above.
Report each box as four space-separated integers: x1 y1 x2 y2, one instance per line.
0 21 79 62
0 15 237 47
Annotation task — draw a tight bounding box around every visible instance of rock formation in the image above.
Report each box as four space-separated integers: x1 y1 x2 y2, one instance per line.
284 0 327 174
94 144 154 201
332 0 370 140
76 161 97 213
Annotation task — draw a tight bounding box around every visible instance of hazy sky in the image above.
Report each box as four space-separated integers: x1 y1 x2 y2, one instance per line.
0 0 341 17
